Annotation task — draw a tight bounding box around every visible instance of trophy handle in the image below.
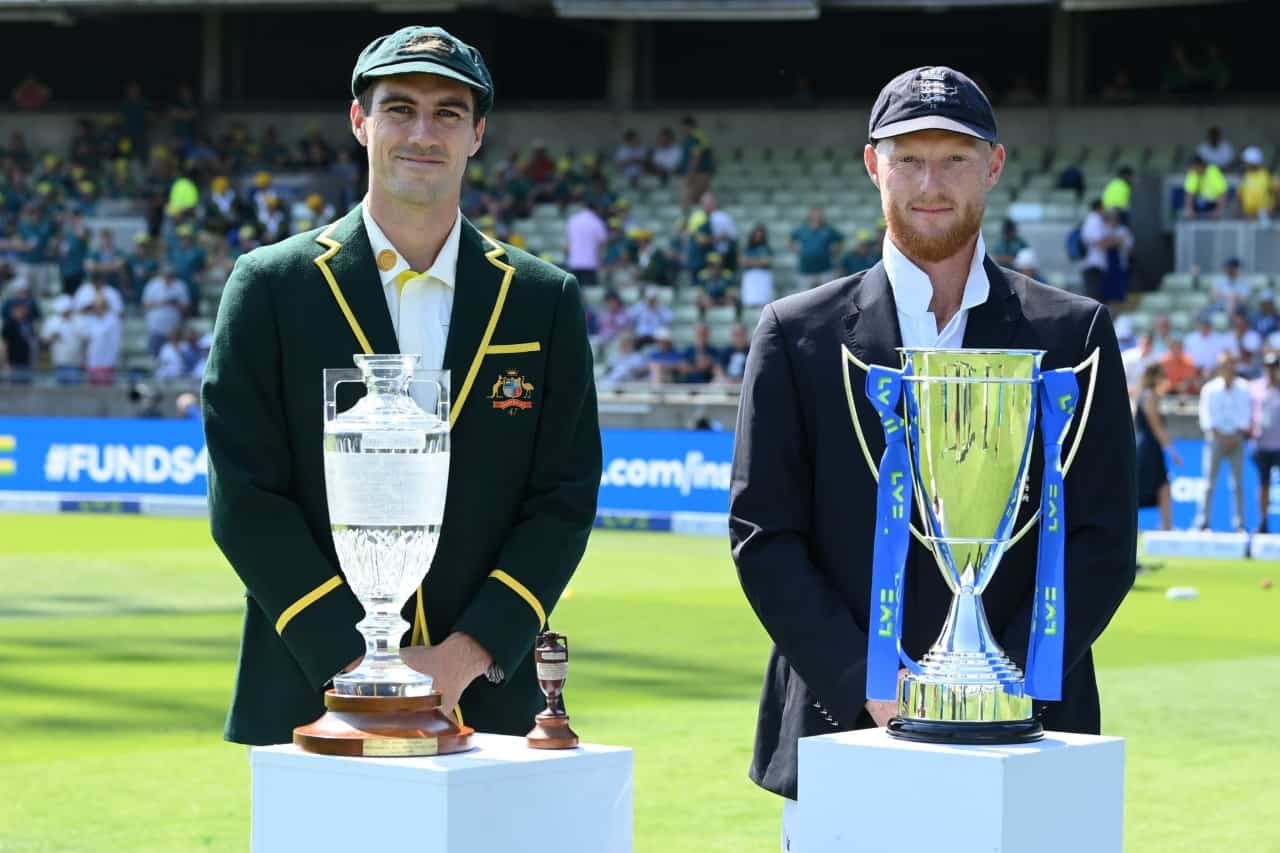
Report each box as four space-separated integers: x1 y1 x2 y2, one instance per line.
408 376 452 424
324 367 366 424
841 345 932 550
1006 347 1100 549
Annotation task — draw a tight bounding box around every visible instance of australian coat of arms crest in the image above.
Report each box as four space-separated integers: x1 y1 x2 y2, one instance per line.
489 368 535 413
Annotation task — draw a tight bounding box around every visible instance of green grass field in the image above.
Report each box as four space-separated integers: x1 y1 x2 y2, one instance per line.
1 515 1277 852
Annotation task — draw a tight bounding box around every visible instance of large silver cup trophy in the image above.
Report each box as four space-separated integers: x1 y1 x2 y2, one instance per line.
853 347 1088 744
293 354 473 757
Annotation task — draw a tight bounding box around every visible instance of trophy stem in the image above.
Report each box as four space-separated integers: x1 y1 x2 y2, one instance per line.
333 603 433 697
936 588 997 656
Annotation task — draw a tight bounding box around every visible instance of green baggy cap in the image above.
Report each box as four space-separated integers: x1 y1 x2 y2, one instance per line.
352 26 494 116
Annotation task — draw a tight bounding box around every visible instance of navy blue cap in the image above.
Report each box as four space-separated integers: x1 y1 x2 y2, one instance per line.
868 66 997 144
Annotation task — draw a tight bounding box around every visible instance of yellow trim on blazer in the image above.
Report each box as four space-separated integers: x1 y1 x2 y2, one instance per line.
485 341 541 355
314 222 373 355
413 587 430 646
449 234 515 430
491 569 546 629
411 587 463 728
276 575 345 635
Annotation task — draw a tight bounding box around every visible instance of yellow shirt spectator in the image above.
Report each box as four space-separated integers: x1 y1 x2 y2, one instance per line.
167 176 199 216
1102 166 1134 212
1239 148 1278 218
1239 169 1278 217
1184 162 1228 202
1102 177 1131 211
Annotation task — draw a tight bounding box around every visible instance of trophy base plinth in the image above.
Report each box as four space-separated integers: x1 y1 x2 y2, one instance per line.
526 713 579 750
886 717 1043 745
293 690 474 757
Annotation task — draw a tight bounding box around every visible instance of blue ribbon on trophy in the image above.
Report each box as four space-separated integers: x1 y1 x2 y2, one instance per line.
1025 368 1079 701
864 363 918 700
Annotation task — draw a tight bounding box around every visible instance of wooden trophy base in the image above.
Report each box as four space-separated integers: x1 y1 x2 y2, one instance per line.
294 690 474 757
526 712 579 750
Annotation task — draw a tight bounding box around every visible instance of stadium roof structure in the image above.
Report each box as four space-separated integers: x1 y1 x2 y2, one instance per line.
0 0 1245 15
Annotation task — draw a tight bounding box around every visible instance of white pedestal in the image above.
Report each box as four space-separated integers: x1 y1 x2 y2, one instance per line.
252 734 632 853
797 729 1124 853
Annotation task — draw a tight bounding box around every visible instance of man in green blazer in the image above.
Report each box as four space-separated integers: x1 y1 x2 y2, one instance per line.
201 25 601 746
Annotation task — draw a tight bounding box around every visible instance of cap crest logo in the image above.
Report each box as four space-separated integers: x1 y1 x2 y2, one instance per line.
915 68 956 108
404 34 454 55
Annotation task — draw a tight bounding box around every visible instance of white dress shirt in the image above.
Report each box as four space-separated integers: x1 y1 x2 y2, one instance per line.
883 233 990 349
361 200 460 377
1198 375 1253 434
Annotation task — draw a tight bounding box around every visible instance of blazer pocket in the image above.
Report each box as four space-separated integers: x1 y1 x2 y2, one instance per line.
485 341 541 355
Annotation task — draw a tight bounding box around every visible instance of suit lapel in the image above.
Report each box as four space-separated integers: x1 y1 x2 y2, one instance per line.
443 219 515 429
843 262 903 369
960 258 1025 349
842 263 902 470
312 206 398 356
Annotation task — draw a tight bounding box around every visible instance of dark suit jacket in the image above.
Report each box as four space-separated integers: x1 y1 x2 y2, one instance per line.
201 206 601 745
729 258 1136 800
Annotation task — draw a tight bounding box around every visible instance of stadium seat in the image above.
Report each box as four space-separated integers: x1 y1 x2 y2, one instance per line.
1142 292 1175 313
1127 312 1152 333
1146 145 1183 174
1244 273 1270 292
672 304 701 324
704 305 737 327
1161 272 1196 292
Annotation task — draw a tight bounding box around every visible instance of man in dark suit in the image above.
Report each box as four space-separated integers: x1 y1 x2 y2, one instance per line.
201 26 601 746
729 66 1136 848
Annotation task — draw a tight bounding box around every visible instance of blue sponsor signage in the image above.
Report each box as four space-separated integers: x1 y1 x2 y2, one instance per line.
1 418 1275 532
0 416 207 497
598 428 734 515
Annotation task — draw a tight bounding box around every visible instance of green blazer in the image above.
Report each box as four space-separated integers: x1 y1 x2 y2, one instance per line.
201 205 601 745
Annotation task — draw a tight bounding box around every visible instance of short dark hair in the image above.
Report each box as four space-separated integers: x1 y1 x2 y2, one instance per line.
356 80 482 127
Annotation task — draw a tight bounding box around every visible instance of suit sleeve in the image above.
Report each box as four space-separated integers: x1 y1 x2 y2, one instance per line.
452 273 601 677
730 305 870 727
201 253 364 690
1000 304 1137 678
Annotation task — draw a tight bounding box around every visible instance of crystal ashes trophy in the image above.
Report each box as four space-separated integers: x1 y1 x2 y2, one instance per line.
293 354 473 757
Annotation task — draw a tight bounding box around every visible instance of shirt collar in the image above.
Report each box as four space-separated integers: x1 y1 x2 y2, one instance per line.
883 232 990 320
362 199 462 290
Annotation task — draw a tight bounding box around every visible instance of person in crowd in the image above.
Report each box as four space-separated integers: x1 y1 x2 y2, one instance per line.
991 218 1027 267
0 296 37 383
1134 361 1182 531
1160 337 1201 395
789 207 843 291
41 293 86 385
599 330 649 388
1210 257 1252 315
1195 352 1253 531
650 127 683 182
1182 155 1228 219
564 195 608 286
1237 146 1278 222
739 225 775 309
1252 352 1280 533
